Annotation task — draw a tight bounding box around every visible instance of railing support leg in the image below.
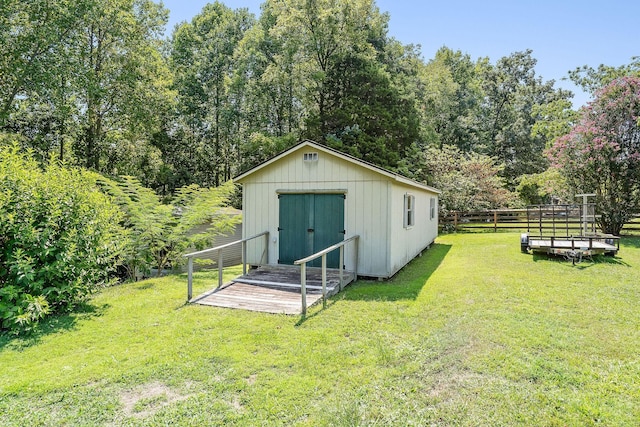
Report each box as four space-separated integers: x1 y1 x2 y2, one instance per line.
242 240 247 275
339 246 344 290
218 250 223 288
187 257 193 301
300 263 307 316
322 254 327 308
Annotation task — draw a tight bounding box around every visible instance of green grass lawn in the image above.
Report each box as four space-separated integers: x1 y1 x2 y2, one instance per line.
1 232 639 426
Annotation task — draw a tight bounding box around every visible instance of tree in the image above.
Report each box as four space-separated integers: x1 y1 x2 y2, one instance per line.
419 47 483 151
236 2 304 139
402 144 514 215
1 0 173 181
0 0 91 161
268 0 385 135
263 0 418 168
74 0 172 173
170 2 255 186
477 50 572 187
569 57 640 95
547 77 640 235
321 48 420 169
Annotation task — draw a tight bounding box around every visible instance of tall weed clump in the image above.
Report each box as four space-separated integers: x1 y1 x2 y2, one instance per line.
0 145 125 333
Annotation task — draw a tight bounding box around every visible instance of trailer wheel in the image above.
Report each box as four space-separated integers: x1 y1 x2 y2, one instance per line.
520 233 529 253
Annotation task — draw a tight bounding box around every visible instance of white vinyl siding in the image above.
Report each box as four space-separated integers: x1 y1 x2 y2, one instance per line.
238 141 439 278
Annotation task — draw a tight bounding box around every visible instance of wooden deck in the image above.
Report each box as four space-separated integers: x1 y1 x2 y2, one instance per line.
191 265 356 315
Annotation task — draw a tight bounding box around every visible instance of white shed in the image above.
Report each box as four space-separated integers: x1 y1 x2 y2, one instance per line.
235 140 440 279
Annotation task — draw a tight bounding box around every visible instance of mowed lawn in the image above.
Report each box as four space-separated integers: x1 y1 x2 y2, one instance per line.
1 233 639 426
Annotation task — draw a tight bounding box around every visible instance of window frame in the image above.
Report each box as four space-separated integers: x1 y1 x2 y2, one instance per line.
430 197 436 220
404 193 415 228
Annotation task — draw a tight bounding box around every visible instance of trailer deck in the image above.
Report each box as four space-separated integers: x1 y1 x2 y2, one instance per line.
520 199 620 262
526 235 619 255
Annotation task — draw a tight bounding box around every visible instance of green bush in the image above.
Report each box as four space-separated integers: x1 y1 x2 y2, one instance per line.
0 145 125 333
97 175 240 278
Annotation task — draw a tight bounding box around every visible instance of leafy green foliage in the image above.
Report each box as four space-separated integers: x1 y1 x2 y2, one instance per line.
97 176 240 277
547 77 640 234
477 50 572 186
170 2 254 187
515 168 570 205
1 0 173 181
0 145 124 333
6 0 627 213
403 144 514 214
569 57 640 95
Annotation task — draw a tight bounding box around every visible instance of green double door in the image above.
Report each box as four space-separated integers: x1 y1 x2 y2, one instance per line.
278 193 345 268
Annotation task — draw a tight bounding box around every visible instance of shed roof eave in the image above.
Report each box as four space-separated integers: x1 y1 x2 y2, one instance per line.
234 139 441 194
393 175 441 194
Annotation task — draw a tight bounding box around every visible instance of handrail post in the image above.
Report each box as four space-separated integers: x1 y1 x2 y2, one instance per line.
242 240 247 275
187 256 193 301
354 236 359 278
339 246 344 290
218 250 223 288
300 262 307 316
321 254 327 308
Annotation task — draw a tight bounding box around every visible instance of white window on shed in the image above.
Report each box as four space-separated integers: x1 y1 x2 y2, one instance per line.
303 152 318 162
404 194 415 228
430 197 436 220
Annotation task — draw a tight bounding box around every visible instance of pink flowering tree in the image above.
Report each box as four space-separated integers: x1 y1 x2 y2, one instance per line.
547 77 640 235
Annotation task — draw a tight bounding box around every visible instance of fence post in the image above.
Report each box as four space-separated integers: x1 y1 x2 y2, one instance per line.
494 211 498 232
454 211 458 230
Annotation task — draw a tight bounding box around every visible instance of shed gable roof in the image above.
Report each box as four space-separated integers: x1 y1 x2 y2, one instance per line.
234 140 440 194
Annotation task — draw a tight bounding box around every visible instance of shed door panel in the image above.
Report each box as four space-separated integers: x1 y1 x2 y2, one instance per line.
312 194 345 268
278 194 312 265
278 194 344 268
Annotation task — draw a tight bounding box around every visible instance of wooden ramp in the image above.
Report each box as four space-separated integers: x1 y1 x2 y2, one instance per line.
191 265 356 315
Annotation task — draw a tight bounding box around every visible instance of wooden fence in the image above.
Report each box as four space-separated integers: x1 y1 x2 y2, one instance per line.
439 209 640 234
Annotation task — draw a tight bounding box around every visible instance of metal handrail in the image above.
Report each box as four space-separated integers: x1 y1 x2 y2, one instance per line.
184 231 269 301
293 235 359 315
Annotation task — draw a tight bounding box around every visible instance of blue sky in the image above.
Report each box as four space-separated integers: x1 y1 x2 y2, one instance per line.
161 0 640 108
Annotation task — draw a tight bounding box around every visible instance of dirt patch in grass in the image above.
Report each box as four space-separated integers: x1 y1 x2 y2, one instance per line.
120 381 192 418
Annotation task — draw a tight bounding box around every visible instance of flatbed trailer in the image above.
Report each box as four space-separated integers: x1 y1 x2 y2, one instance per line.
522 234 619 255
520 200 620 262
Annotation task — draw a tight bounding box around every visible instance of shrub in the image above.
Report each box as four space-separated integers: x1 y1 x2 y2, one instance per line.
96 176 240 278
0 145 125 333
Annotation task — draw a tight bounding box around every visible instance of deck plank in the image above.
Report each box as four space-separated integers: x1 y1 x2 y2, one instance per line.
190 265 355 315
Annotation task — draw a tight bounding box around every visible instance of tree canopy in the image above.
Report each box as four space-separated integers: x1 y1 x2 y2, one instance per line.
547 77 640 234
3 0 640 221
